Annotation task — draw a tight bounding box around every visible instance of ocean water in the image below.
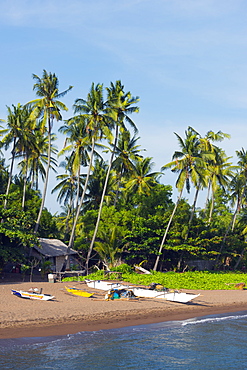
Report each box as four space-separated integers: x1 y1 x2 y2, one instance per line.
1 311 247 370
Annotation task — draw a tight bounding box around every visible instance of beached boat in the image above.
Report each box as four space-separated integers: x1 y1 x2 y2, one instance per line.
84 279 200 303
130 287 200 303
85 279 128 291
65 286 93 297
11 289 54 301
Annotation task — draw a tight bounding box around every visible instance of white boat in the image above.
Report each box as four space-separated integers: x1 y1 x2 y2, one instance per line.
11 289 55 301
85 279 128 291
84 280 200 303
130 287 200 303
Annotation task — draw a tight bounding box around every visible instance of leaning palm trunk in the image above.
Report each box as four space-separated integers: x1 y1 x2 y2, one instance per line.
61 138 96 272
4 139 16 209
34 120 52 233
184 186 200 241
208 191 215 223
153 188 183 271
22 156 28 209
86 126 119 274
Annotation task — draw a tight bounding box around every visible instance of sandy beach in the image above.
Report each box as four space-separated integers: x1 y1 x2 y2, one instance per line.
1 280 247 339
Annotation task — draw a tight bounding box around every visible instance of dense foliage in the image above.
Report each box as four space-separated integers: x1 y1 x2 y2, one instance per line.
1 71 247 276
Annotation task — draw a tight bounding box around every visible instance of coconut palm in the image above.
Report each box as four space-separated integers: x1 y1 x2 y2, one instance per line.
26 127 57 191
61 83 110 271
85 81 139 272
207 149 235 223
1 104 35 208
27 70 72 233
125 156 160 196
58 116 92 211
153 126 207 271
111 130 144 205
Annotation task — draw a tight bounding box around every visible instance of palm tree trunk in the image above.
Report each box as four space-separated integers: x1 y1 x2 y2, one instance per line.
60 138 96 272
153 188 183 271
184 186 200 241
4 139 16 209
34 119 52 233
22 157 28 209
208 191 215 223
85 126 119 274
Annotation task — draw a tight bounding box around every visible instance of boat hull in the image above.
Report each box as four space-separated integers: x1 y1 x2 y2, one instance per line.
65 286 93 297
85 279 128 291
131 288 200 303
11 290 54 301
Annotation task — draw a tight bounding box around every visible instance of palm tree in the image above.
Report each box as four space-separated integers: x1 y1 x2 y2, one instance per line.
153 126 206 271
59 116 91 210
94 226 124 269
111 130 144 205
1 104 35 208
125 156 160 196
61 83 110 271
27 70 72 233
207 149 235 223
26 126 57 191
82 158 115 212
85 81 139 272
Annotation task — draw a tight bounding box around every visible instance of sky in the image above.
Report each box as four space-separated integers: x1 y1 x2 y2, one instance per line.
0 0 247 214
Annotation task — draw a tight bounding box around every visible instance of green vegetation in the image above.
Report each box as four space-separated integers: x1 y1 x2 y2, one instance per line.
63 270 247 290
1 71 247 280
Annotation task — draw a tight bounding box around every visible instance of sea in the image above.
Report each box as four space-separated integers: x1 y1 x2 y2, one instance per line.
0 311 247 370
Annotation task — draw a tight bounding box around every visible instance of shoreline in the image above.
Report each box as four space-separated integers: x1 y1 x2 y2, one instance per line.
1 281 247 339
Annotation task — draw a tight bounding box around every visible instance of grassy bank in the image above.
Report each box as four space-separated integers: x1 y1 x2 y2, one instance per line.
62 270 247 290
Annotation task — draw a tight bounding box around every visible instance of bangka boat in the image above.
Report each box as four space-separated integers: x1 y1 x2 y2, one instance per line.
65 286 93 297
11 289 55 301
85 279 128 291
130 287 200 303
84 280 200 303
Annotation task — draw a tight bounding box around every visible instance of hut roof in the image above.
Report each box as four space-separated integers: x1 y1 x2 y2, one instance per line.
33 238 78 257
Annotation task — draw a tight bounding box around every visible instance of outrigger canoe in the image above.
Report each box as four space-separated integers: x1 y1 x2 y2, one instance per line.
11 289 54 301
85 280 200 304
85 279 128 291
65 286 93 297
130 287 200 303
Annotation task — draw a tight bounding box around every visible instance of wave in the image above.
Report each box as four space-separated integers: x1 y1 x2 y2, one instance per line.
182 310 247 326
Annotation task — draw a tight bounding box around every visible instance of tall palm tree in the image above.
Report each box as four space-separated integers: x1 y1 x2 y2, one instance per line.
61 83 110 271
153 126 207 271
1 104 35 208
85 81 139 272
27 70 72 233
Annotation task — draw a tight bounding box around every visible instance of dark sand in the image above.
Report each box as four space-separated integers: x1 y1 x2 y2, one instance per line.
1 281 247 339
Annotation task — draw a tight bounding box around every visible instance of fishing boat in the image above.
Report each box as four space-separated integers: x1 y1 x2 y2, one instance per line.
130 287 200 303
65 286 93 297
84 279 200 303
85 279 128 291
11 289 54 301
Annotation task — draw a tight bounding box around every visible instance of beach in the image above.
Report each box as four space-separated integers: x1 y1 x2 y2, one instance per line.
1 280 247 339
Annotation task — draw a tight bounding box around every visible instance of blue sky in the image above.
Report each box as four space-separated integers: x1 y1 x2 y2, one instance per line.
0 0 247 213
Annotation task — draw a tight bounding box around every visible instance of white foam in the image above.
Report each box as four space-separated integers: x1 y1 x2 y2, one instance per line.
182 312 247 326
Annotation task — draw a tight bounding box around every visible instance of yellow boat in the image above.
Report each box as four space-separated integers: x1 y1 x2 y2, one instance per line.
65 286 93 298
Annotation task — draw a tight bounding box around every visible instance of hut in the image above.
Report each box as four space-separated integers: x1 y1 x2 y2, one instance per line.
31 238 79 272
